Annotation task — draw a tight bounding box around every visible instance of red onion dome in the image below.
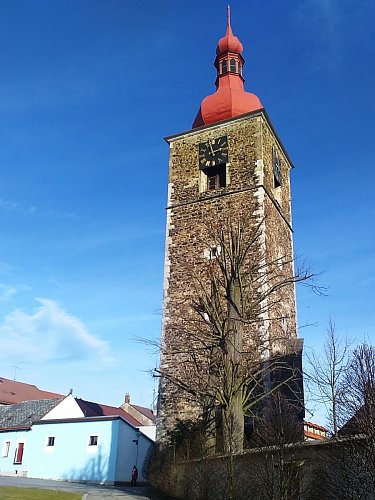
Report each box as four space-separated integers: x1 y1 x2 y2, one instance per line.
216 6 243 55
192 7 263 128
216 28 243 55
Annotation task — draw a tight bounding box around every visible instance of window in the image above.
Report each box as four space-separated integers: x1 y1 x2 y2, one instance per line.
208 174 219 191
204 164 226 191
89 435 98 446
209 246 221 259
2 441 10 457
221 60 228 74
14 443 24 464
210 247 218 259
272 147 282 188
281 316 287 332
230 58 236 73
47 437 55 447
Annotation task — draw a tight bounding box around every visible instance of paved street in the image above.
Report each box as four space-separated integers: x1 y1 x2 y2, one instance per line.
0 476 158 499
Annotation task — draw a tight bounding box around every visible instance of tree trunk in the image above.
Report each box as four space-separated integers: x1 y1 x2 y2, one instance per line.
222 277 244 455
203 395 217 456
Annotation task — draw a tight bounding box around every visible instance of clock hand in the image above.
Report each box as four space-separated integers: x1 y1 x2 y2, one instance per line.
208 141 215 156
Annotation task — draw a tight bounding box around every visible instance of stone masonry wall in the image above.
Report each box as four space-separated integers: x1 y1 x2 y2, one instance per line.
157 110 298 442
261 119 297 354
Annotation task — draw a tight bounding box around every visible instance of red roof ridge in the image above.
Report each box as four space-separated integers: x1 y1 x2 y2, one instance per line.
75 398 143 427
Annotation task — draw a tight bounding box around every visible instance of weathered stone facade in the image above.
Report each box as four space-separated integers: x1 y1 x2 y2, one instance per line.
157 109 298 442
151 438 365 500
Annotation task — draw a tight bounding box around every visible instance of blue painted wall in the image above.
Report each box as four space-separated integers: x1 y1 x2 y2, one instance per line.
28 420 117 483
0 429 30 477
0 418 153 484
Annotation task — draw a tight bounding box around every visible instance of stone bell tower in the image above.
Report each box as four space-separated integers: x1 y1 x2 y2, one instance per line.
157 8 300 442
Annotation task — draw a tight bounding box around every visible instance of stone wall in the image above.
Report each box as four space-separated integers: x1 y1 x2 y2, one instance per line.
152 439 363 500
157 110 299 442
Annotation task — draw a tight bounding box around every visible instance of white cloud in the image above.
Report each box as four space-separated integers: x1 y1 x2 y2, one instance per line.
0 298 113 366
0 283 17 301
0 197 36 215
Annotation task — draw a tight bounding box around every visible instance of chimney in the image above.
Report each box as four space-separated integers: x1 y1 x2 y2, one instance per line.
124 393 130 405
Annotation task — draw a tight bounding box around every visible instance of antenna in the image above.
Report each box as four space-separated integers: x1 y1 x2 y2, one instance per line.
11 365 20 381
152 387 157 412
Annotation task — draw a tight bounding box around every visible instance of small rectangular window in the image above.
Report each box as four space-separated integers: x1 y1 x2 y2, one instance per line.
47 437 55 447
209 246 221 259
204 164 226 191
2 441 10 457
207 174 219 191
89 435 98 446
272 147 282 188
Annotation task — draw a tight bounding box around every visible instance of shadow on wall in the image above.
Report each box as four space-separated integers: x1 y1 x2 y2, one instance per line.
61 447 109 484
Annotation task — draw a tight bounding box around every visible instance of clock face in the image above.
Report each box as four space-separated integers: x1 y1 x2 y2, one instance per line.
199 136 228 169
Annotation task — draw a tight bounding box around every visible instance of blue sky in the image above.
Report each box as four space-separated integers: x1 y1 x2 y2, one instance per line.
0 1 373 420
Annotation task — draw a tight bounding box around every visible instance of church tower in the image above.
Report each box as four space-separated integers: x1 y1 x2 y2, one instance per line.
157 8 300 442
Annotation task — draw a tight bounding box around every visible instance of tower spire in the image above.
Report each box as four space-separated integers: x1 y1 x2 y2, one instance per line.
227 5 232 34
192 7 262 128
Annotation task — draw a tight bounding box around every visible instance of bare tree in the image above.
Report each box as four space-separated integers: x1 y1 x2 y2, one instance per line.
249 391 303 500
305 318 351 434
306 343 375 499
156 211 319 457
338 344 375 497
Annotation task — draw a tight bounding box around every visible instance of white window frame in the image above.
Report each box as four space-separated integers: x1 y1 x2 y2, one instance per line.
203 245 222 260
45 436 56 453
2 440 10 457
88 435 98 446
87 435 99 453
46 436 55 447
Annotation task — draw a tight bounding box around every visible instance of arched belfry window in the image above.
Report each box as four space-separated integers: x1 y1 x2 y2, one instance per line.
221 60 228 74
230 59 236 73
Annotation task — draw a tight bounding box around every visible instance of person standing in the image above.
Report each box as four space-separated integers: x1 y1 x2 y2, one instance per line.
131 465 138 486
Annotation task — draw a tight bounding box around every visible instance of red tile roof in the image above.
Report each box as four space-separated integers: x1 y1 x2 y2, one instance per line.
0 377 63 405
76 398 142 427
304 420 328 433
0 377 151 430
304 420 328 441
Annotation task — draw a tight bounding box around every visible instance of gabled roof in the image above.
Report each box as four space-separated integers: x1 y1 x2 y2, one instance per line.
133 404 156 424
76 398 142 427
0 378 150 431
0 377 63 405
0 398 63 430
339 407 365 436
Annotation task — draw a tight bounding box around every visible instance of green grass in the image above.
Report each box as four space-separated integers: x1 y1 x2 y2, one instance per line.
0 487 82 500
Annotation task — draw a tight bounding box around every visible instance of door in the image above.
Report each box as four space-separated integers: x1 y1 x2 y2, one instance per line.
14 442 24 464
